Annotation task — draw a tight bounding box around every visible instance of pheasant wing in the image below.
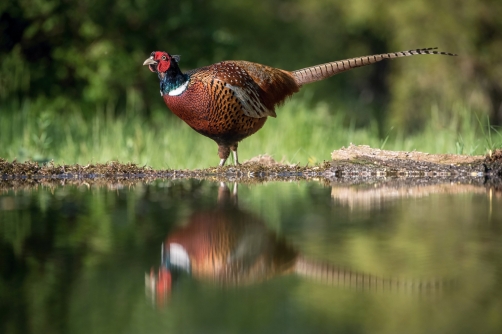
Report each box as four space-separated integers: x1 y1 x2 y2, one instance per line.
212 61 299 118
211 61 275 118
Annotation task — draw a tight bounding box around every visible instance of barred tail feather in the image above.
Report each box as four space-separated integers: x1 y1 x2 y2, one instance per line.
292 47 457 86
294 256 455 294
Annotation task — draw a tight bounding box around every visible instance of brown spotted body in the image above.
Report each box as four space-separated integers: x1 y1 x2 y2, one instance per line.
143 48 456 166
162 61 298 163
165 208 298 285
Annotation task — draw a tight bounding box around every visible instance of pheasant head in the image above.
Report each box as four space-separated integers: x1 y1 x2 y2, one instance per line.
143 51 187 96
143 51 181 73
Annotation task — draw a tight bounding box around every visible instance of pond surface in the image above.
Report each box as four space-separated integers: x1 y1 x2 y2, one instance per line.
1 179 501 334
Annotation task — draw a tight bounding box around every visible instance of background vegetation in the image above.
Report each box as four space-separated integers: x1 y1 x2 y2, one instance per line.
1 0 502 168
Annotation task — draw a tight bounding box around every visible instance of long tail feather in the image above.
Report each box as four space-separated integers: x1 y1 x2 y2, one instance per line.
294 256 455 294
293 47 457 86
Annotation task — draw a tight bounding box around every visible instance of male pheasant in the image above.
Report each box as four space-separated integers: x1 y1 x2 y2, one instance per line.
143 48 456 166
146 183 450 306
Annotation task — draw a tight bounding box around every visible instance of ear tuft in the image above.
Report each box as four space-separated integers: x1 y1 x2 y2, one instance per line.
172 55 181 63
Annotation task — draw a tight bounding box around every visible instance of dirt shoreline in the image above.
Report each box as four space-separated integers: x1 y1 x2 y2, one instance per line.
1 145 501 189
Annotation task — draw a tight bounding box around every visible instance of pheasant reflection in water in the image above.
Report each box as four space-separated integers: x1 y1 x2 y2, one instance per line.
146 183 448 307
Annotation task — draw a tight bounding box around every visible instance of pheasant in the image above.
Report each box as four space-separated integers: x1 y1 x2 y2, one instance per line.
146 183 451 306
143 48 456 166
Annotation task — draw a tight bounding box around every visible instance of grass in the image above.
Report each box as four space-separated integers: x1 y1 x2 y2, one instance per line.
0 98 500 170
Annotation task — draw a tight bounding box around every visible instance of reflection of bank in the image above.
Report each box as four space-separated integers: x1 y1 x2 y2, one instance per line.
331 181 491 210
146 183 449 307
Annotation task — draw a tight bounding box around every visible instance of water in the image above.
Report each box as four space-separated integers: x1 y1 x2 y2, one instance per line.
1 179 501 334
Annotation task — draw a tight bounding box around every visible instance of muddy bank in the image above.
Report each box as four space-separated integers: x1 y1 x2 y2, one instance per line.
1 146 501 190
329 144 502 177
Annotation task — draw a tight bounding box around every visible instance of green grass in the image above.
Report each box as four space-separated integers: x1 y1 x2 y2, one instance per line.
1 99 500 169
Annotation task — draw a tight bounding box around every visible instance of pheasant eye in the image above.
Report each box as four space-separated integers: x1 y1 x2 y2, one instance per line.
162 55 167 60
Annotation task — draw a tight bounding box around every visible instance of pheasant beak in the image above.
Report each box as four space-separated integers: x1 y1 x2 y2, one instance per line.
143 57 157 72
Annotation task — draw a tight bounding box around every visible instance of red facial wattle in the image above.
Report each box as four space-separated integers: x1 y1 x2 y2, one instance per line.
154 52 171 73
150 267 172 308
157 59 170 73
156 267 172 294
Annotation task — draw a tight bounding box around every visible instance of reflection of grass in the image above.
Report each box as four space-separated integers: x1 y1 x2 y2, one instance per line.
1 100 499 169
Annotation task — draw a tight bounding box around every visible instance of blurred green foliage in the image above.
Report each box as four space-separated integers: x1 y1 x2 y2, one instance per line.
1 0 502 131
2 100 497 169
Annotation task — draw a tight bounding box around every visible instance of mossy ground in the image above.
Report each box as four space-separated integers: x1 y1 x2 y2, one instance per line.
1 147 501 192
